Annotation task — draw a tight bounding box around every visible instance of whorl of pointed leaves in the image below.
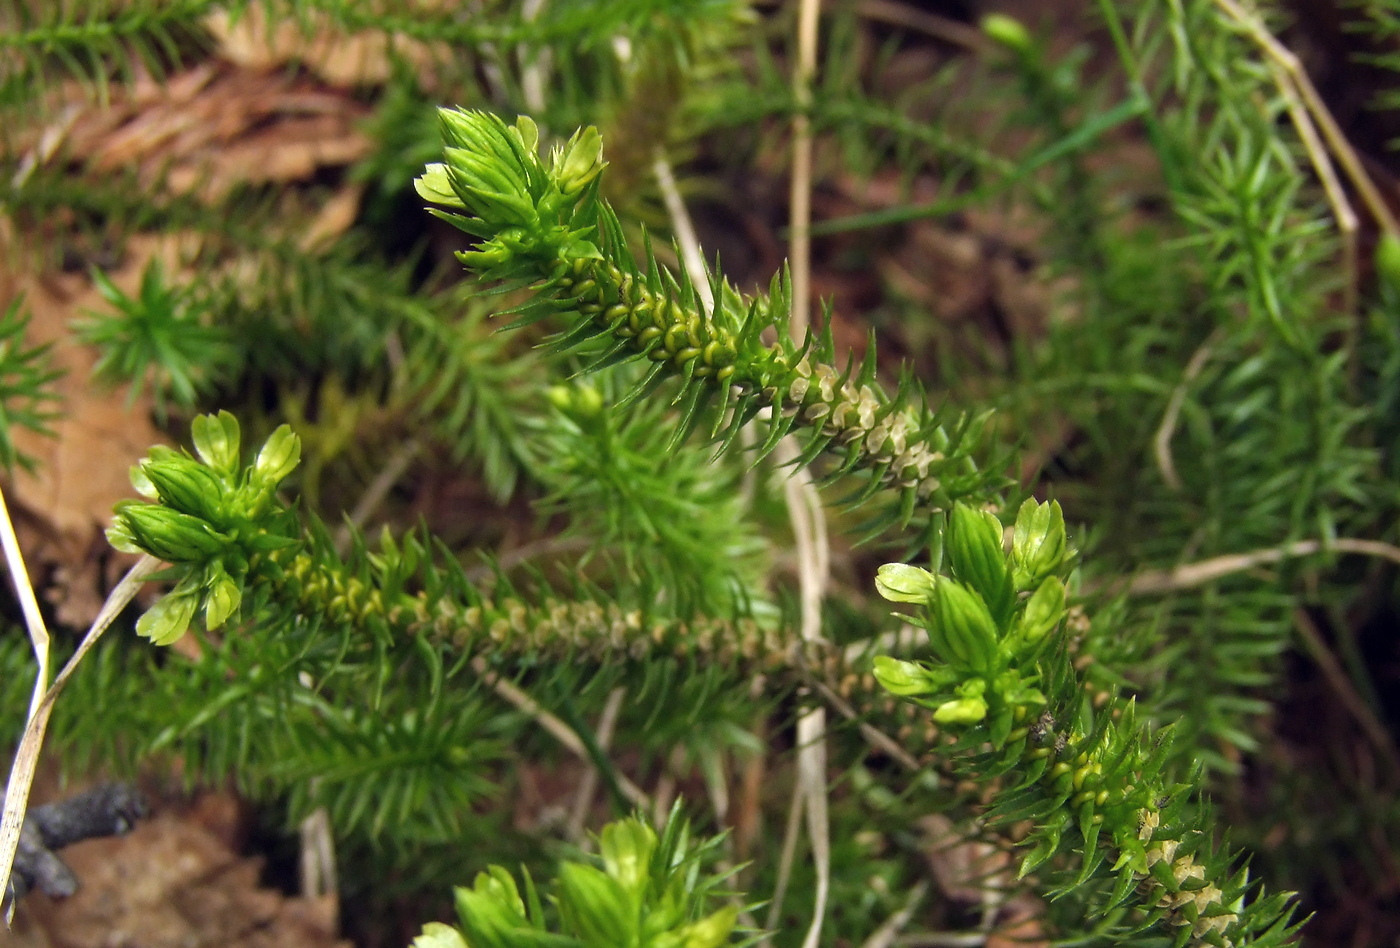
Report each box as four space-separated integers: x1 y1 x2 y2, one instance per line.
873 500 1301 947
418 109 1009 538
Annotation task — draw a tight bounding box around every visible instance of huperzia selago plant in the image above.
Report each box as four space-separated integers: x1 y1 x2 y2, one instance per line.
100 110 1304 947
872 501 1299 947
107 413 1301 946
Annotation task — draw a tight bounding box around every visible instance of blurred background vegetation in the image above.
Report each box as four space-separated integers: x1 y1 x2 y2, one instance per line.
2 1 1400 946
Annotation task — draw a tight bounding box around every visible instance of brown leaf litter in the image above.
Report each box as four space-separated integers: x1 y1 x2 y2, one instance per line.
2 788 347 948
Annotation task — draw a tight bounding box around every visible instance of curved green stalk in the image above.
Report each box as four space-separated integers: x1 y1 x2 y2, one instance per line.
107 411 794 669
418 110 1008 541
872 501 1301 947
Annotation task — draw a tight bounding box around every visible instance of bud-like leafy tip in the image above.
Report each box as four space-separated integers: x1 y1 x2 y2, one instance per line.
203 568 242 630
130 464 158 500
546 384 574 413
982 13 1032 53
191 410 241 475
872 656 937 696
453 868 532 948
106 517 143 554
934 695 989 723
600 817 656 897
422 108 609 275
1012 498 1067 589
574 384 603 417
552 125 606 196
136 588 198 646
414 163 465 210
513 114 540 155
655 906 739 948
929 577 999 673
411 922 468 948
114 502 227 562
558 863 633 946
436 110 539 223
549 383 604 420
253 425 301 487
140 454 224 521
946 503 1012 622
934 680 988 724
875 562 937 604
1018 576 1066 644
1378 232 1400 293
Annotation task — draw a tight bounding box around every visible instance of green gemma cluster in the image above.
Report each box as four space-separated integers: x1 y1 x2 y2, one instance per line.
107 412 301 645
873 501 1297 947
417 109 1006 532
413 808 742 948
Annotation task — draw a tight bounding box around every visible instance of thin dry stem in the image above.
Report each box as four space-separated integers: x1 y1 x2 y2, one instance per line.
0 555 162 922
469 656 650 809
858 880 930 948
788 0 820 339
334 437 422 555
565 686 626 839
764 774 806 934
780 2 831 944
653 152 715 312
1154 333 1217 492
806 675 922 772
1211 0 1394 322
1120 538 1400 595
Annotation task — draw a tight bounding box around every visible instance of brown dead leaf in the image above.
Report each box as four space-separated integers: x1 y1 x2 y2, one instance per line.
0 230 186 627
919 812 1010 904
205 5 443 88
300 183 365 253
3 799 347 948
986 900 1048 948
56 62 371 203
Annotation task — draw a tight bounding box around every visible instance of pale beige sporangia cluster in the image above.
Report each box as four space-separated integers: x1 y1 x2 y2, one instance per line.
1137 808 1240 944
781 359 944 498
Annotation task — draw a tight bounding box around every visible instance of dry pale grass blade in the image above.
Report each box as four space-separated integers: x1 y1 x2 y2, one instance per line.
564 686 626 840
782 451 831 948
859 879 929 948
1119 538 1400 595
653 153 715 312
1211 0 1397 317
782 1 831 943
0 554 162 922
468 656 651 809
0 479 51 726
763 776 806 934
1153 332 1218 492
298 807 337 900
